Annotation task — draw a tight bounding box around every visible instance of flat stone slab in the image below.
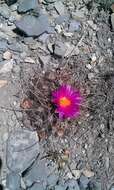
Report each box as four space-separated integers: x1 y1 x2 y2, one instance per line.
0 39 8 51
18 0 39 13
15 15 49 37
23 159 48 187
28 183 44 190
6 172 21 190
6 129 39 173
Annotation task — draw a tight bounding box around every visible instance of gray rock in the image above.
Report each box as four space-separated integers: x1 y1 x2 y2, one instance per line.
110 184 114 190
23 37 34 45
88 73 94 80
46 4 54 11
79 175 90 189
28 183 44 190
39 55 50 69
65 179 80 190
55 15 69 25
6 172 21 190
9 15 16 23
111 13 114 30
0 39 8 51
18 0 39 13
6 129 39 173
8 42 23 52
38 33 49 43
69 20 81 32
15 15 49 37
5 0 17 6
54 1 65 15
0 54 3 62
55 185 66 190
47 174 59 187
23 159 48 187
0 4 11 19
0 59 14 74
10 3 18 11
44 0 56 3
94 182 102 190
47 26 55 34
88 182 102 190
54 41 67 57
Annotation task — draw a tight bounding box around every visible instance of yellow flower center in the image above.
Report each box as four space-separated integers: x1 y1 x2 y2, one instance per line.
59 97 71 107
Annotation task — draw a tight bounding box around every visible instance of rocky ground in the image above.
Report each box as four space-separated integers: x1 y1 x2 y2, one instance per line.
0 0 114 189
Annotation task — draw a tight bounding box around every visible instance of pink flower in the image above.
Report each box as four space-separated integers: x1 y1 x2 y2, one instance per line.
52 85 82 119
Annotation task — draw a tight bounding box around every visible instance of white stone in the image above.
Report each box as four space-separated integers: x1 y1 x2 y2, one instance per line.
88 73 94 80
24 57 35 64
3 51 12 60
55 24 62 33
91 54 96 62
63 32 73 37
86 64 92 70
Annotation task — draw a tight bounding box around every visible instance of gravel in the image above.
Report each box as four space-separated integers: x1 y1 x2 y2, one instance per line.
0 0 114 189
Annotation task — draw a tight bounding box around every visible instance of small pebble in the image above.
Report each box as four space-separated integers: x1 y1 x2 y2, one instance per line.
88 73 94 80
86 64 92 70
55 24 62 33
24 57 35 64
91 54 97 62
63 32 73 37
108 38 111 43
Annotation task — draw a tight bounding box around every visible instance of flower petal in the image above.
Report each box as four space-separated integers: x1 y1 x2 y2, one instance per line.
52 85 82 119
